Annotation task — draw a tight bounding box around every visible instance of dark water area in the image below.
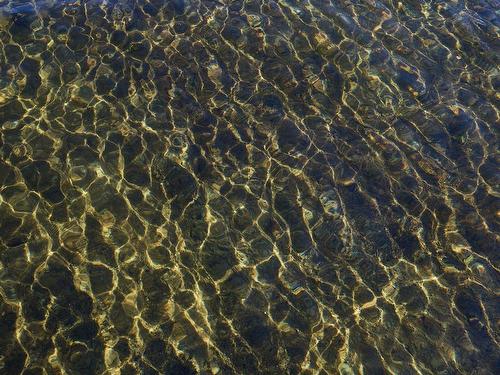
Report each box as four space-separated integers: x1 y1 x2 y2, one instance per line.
0 0 499 374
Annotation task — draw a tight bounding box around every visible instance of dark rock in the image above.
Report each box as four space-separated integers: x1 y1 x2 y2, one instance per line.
88 263 114 294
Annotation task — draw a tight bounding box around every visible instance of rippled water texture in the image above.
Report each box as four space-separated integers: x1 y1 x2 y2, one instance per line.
0 0 499 374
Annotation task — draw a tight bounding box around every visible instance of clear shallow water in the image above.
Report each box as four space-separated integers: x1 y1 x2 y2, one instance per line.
0 0 499 374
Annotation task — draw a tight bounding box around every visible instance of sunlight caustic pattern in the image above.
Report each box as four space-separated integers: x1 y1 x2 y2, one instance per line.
0 0 498 374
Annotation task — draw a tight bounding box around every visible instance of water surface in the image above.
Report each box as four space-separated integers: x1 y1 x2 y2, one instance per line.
0 0 499 374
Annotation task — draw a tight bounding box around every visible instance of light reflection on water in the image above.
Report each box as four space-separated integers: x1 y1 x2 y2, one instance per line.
0 0 498 374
